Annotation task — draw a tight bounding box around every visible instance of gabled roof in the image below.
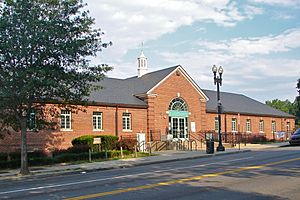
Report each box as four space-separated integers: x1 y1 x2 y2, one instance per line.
203 89 294 118
88 77 147 107
88 66 180 107
124 66 179 95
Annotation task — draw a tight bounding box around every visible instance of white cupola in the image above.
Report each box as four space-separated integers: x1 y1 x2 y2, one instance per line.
137 51 148 77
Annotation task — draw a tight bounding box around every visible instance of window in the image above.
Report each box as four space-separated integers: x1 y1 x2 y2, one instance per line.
246 119 251 132
60 110 71 130
169 98 188 111
232 118 237 132
27 110 36 131
122 113 131 131
271 121 276 133
214 117 219 132
259 120 264 132
93 112 102 130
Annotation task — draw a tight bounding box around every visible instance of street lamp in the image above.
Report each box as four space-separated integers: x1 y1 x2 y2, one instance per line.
212 65 225 151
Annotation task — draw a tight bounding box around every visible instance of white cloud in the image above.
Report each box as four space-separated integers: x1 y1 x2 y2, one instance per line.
84 0 262 58
198 28 300 57
250 0 300 7
159 28 300 101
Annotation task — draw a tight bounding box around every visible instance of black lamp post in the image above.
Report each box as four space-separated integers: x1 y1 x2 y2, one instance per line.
212 65 225 152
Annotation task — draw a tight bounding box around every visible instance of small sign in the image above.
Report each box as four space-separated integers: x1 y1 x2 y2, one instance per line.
275 132 285 139
93 138 101 144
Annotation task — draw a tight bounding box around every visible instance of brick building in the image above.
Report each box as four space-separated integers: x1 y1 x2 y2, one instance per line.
0 52 295 152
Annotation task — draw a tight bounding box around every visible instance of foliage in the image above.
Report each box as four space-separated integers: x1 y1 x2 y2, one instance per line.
116 138 138 151
265 99 293 114
52 150 132 163
0 0 111 174
71 135 118 151
294 79 300 126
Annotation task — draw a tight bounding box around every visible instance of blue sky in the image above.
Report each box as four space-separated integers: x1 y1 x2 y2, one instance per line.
84 0 300 103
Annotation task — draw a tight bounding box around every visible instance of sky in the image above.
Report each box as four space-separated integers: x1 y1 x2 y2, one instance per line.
84 0 300 103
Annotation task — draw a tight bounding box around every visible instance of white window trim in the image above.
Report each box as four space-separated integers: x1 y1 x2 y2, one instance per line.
271 121 276 133
60 110 72 131
246 119 251 133
259 120 264 133
232 118 237 132
122 130 133 133
92 112 103 131
122 113 132 131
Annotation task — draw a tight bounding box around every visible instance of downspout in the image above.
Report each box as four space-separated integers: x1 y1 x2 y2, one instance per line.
115 105 119 138
224 113 227 142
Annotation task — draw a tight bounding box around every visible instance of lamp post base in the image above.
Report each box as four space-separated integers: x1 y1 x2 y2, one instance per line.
216 145 225 151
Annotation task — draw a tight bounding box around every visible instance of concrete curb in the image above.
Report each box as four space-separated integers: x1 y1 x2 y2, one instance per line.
0 149 252 180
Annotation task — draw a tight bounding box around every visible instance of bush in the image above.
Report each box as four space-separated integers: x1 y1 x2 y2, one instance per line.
72 135 94 146
67 145 90 153
29 157 53 166
51 149 69 157
28 150 48 158
245 135 267 144
116 139 137 151
0 153 9 161
71 135 118 151
0 160 19 169
53 153 89 163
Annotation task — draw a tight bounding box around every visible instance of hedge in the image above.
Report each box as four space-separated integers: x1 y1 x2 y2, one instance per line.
72 135 118 151
0 150 133 169
53 150 132 163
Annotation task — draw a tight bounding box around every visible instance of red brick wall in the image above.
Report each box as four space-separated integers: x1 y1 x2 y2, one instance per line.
0 105 147 152
205 112 295 140
147 69 207 138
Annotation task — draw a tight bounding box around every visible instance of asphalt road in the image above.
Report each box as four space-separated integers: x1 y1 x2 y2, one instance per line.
0 146 300 200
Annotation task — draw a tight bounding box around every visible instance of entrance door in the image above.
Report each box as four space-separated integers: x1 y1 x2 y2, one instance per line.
171 117 186 139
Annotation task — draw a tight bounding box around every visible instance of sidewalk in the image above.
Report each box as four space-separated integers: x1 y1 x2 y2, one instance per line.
0 142 289 180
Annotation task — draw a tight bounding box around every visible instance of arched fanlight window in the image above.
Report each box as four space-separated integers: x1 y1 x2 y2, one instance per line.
168 98 188 111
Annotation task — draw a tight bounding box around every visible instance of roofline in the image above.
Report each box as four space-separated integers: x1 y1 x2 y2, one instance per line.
87 101 148 109
206 110 295 118
146 65 209 101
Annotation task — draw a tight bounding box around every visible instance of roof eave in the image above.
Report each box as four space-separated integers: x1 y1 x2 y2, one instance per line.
206 110 295 118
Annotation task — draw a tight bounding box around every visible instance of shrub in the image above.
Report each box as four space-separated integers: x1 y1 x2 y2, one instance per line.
72 135 94 146
28 150 48 158
53 153 89 163
116 139 137 151
51 149 69 157
71 135 118 151
29 157 53 166
0 153 9 161
100 135 118 150
67 145 90 153
0 160 19 169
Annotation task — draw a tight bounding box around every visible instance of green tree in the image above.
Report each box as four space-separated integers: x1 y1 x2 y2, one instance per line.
293 79 300 127
0 0 112 175
265 99 293 114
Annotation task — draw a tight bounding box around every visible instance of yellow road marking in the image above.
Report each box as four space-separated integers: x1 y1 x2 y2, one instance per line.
64 157 300 200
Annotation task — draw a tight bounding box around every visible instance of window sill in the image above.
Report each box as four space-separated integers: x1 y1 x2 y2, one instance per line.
61 129 73 132
93 129 104 132
123 130 133 132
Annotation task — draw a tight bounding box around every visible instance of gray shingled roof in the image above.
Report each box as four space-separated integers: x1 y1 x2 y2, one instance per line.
88 66 293 118
203 89 294 118
88 66 178 107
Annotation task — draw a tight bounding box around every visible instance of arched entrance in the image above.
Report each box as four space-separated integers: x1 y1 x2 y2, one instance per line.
168 98 188 140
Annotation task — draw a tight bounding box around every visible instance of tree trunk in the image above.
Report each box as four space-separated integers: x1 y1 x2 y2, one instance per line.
20 117 29 175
